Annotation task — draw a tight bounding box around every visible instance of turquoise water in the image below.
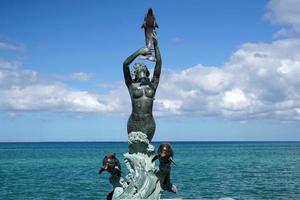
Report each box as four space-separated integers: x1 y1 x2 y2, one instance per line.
1 142 300 199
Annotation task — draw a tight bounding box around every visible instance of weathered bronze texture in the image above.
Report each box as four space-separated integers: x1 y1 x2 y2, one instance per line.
123 36 161 144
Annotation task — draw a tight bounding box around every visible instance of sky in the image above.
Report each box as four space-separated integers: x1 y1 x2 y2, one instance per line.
1 0 300 142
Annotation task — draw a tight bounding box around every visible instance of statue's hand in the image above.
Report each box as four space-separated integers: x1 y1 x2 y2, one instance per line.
138 47 151 56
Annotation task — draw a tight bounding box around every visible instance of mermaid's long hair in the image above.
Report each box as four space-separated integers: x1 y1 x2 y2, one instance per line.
131 63 150 82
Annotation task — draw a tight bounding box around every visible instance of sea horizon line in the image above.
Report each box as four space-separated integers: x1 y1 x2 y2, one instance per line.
1 140 300 144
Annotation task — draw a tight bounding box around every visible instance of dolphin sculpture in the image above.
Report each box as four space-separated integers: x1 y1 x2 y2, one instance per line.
99 154 123 200
152 143 176 165
99 153 121 176
140 8 158 61
152 143 177 193
141 8 159 48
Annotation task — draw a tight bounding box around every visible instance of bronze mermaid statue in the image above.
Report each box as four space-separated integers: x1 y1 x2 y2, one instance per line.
123 37 161 151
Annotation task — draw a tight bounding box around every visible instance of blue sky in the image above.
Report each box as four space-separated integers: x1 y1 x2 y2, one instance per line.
1 0 300 142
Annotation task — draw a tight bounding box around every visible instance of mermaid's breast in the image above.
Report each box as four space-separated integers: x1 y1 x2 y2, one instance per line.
145 87 154 98
131 85 155 99
132 88 143 98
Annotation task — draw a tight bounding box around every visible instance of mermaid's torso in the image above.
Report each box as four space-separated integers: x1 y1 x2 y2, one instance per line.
127 82 156 142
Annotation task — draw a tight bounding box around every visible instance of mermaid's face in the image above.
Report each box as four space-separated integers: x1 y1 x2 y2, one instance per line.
133 63 150 83
135 69 148 81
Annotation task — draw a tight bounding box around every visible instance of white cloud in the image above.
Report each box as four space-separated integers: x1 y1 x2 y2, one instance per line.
0 64 125 113
221 88 252 111
154 37 300 120
3 38 295 120
0 85 107 112
170 36 183 44
70 72 92 81
0 42 24 51
0 59 20 69
2 36 300 120
265 0 300 37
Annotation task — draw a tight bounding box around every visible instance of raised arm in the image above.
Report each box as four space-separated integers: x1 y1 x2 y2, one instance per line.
151 37 161 90
123 50 138 87
123 48 150 87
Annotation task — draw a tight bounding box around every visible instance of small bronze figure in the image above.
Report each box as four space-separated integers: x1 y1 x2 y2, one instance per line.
99 154 122 200
99 154 121 176
152 143 177 193
140 8 159 61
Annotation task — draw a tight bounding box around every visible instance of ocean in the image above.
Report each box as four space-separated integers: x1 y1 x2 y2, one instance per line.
0 142 300 199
